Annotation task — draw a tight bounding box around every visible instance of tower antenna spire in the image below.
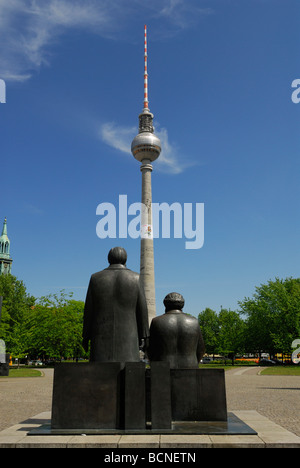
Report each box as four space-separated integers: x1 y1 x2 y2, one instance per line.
144 24 149 110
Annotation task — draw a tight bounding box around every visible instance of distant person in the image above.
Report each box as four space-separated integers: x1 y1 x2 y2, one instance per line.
147 292 205 368
82 247 149 362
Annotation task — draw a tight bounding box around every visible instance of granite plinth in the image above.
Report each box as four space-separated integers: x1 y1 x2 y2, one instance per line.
50 363 228 432
29 412 257 436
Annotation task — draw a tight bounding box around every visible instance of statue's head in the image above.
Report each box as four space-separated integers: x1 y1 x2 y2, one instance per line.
163 292 185 312
108 246 127 265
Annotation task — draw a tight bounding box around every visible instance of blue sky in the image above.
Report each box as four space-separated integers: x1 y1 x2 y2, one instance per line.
1 0 299 317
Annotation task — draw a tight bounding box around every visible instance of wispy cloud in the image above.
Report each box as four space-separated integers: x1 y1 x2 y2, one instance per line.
99 121 196 174
0 0 213 82
157 0 213 31
22 202 44 215
100 123 136 156
0 0 113 81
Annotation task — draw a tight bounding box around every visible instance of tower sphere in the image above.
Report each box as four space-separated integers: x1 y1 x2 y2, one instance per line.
131 130 161 163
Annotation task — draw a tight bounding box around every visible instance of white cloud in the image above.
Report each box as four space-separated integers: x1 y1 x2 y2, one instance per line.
158 0 213 30
0 0 115 82
0 0 212 82
156 127 184 174
100 122 134 156
99 121 196 174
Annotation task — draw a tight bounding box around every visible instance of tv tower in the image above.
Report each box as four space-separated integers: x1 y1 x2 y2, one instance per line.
131 25 161 323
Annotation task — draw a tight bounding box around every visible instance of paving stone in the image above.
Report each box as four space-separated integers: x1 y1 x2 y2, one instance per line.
232 410 270 421
1 407 300 447
0 434 28 447
210 434 265 448
67 435 121 448
15 435 73 448
258 433 300 448
160 434 212 448
118 434 160 448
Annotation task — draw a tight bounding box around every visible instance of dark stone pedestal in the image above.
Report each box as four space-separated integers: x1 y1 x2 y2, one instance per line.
171 368 227 421
51 361 150 430
51 363 227 432
124 362 146 430
148 362 172 429
36 363 256 436
51 362 124 430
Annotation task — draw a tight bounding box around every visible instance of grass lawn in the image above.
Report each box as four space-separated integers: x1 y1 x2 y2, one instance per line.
198 364 235 371
260 366 300 376
0 368 43 378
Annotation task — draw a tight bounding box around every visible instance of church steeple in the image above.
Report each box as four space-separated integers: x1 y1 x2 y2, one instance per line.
0 218 13 275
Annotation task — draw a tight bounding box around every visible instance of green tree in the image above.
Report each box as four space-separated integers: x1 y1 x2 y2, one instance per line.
24 291 85 360
217 309 245 364
198 308 219 356
239 296 273 356
0 274 35 353
239 277 300 357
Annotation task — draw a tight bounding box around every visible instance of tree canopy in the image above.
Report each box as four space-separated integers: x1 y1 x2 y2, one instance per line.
198 307 245 360
0 274 35 355
198 277 300 360
239 277 300 356
0 275 85 360
23 292 85 360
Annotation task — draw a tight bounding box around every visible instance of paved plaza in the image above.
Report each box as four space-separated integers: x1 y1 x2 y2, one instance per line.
0 367 299 448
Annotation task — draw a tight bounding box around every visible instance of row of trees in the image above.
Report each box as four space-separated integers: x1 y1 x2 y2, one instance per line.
0 274 300 362
199 277 300 361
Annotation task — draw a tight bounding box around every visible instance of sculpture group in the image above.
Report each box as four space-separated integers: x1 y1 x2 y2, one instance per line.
82 246 205 369
51 247 227 432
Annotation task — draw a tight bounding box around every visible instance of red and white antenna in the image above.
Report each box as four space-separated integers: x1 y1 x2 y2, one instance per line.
144 24 149 110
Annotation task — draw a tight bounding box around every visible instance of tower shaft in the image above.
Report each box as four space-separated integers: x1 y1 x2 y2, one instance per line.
140 160 156 322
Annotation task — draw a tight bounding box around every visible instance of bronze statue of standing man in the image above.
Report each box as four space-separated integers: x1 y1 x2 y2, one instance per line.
82 247 149 362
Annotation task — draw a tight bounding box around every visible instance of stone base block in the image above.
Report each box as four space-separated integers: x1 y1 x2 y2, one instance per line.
51 363 228 431
51 362 124 430
171 368 227 421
